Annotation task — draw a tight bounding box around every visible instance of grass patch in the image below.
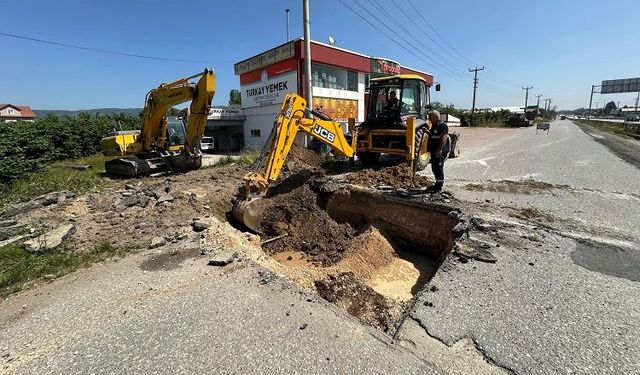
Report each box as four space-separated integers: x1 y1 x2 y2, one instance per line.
0 154 112 210
237 147 261 165
0 242 135 298
211 148 262 168
574 119 640 139
470 121 511 128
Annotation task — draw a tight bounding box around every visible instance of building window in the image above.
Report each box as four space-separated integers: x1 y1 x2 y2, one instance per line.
250 129 261 137
364 73 370 91
311 63 357 92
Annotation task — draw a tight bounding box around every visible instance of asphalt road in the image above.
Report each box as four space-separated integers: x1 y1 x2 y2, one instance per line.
0 254 438 374
408 120 640 374
3 120 639 374
442 120 640 241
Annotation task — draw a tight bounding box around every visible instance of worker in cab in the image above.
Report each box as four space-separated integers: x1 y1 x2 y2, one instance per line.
427 110 450 192
385 91 399 113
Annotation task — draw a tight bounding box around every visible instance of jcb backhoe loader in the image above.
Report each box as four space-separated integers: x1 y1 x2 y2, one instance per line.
101 69 215 178
232 74 436 232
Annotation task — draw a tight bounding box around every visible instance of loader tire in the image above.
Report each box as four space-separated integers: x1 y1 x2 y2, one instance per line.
414 125 430 172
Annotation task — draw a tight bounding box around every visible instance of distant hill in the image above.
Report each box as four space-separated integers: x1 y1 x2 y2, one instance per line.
34 108 142 117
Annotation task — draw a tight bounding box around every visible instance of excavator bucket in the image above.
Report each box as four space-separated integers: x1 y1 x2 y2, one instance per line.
232 196 269 234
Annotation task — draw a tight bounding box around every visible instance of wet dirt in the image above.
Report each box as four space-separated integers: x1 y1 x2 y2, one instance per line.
260 184 356 266
139 248 202 272
315 272 402 331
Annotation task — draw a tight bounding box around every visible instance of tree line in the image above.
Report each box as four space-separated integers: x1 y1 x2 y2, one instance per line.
0 113 141 183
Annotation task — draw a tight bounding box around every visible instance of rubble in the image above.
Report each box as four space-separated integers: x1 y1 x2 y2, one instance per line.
23 224 75 252
192 221 210 232
149 236 166 249
207 251 237 266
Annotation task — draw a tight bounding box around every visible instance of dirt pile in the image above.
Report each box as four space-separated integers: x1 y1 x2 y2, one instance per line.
260 184 355 266
315 272 399 331
345 164 431 189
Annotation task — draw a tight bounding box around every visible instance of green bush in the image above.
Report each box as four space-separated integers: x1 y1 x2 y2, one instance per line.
0 113 140 183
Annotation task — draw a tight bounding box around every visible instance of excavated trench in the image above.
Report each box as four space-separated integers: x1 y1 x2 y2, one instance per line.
254 179 462 331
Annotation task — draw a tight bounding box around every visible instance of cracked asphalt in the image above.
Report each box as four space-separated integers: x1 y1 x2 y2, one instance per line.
408 120 640 374
0 254 438 374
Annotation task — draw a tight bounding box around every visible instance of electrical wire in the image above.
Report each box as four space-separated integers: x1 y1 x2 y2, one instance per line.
0 31 235 64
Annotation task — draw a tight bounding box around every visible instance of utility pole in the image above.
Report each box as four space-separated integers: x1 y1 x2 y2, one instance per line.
635 91 639 113
535 94 543 113
587 85 599 120
522 86 533 113
303 0 312 117
285 9 291 41
469 66 484 126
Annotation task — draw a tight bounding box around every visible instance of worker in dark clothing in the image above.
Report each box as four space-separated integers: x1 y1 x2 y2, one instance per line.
427 110 450 192
385 91 400 120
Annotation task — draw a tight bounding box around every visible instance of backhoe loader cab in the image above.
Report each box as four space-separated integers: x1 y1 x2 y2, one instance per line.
355 75 432 169
365 75 430 129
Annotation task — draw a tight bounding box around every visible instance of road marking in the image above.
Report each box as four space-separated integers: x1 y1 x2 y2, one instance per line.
458 156 497 166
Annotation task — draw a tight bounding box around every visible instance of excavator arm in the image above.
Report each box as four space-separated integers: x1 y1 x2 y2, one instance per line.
101 69 215 177
243 93 354 195
141 69 215 152
234 93 355 232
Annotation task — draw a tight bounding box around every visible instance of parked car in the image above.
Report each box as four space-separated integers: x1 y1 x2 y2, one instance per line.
625 114 640 122
201 136 215 152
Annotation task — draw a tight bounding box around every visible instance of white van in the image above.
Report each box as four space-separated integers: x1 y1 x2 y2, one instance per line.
201 136 215 153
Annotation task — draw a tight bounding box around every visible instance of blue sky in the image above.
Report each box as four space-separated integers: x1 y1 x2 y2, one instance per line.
1 0 639 110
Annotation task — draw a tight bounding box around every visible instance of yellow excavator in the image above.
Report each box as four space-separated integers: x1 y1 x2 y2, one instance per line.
232 74 435 232
101 69 215 177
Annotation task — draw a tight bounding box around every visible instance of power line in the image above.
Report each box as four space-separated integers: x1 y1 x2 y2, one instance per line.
336 0 467 85
348 0 524 99
405 0 525 89
0 31 235 64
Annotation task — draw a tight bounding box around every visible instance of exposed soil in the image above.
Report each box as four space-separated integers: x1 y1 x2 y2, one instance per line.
345 164 432 189
260 184 356 266
315 272 401 331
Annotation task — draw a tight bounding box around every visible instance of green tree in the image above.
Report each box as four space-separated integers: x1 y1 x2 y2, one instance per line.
604 101 617 114
229 89 242 106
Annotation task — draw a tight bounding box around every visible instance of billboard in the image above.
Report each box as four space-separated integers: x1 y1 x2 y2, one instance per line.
312 97 358 123
601 78 640 94
234 41 295 75
370 57 401 77
240 70 298 108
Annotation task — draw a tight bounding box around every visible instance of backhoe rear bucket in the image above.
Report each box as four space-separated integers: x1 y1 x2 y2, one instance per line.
232 197 268 234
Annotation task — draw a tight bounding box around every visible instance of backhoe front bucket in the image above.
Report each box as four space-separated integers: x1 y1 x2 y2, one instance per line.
232 197 268 234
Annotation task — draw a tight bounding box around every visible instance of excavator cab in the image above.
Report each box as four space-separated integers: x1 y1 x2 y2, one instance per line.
166 117 187 151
